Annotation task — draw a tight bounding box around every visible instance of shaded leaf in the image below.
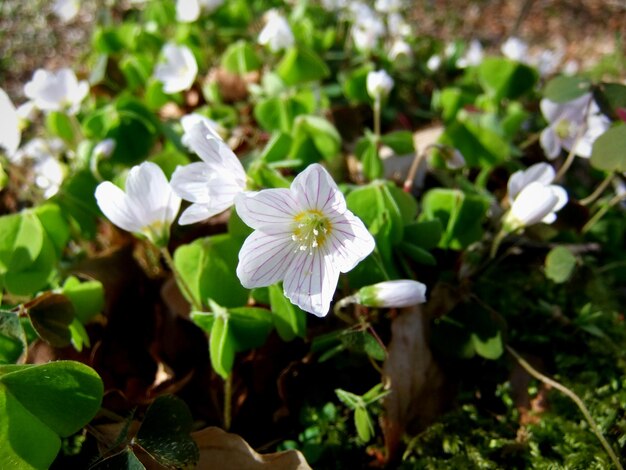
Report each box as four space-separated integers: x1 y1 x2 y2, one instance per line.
26 293 74 348
545 246 577 283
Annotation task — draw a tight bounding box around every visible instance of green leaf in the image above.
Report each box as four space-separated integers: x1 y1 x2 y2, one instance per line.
62 276 105 324
335 389 360 409
289 115 341 165
341 64 373 104
359 138 383 181
210 315 235 379
174 234 249 309
594 83 626 118
277 47 330 86
46 111 75 143
420 188 489 250
221 40 261 75
33 203 70 257
0 212 44 273
260 132 294 162
380 131 415 155
4 235 57 297
228 307 274 350
0 361 103 469
68 318 90 352
54 169 100 239
545 246 577 283
590 123 626 172
0 310 26 364
254 96 310 133
544 75 592 103
398 242 436 266
340 330 385 360
434 87 478 122
26 293 74 348
477 57 538 100
269 284 307 341
403 220 443 249
136 395 199 469
354 407 374 443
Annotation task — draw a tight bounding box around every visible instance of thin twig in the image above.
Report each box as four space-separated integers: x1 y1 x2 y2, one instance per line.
506 345 624 470
582 192 626 233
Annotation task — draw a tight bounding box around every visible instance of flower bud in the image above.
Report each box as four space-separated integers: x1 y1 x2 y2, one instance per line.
366 70 394 100
356 280 426 308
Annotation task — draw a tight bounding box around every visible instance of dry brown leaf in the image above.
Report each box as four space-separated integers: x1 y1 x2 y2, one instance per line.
381 305 449 463
191 427 311 470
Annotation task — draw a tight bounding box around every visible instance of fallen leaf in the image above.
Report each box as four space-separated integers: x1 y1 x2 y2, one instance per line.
381 305 449 464
191 427 311 470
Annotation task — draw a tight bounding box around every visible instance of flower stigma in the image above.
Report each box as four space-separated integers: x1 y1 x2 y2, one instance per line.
291 209 332 254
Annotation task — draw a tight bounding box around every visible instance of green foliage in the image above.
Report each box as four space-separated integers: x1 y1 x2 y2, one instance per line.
545 246 577 283
590 122 626 172
0 361 103 469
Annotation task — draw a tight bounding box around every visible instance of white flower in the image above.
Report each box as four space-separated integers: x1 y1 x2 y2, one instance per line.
350 4 385 52
374 0 402 13
93 138 116 158
387 12 411 37
95 162 181 246
388 38 412 62
154 43 198 94
180 113 222 149
258 10 294 53
501 37 528 62
24 68 89 114
366 69 394 100
33 156 64 199
356 280 426 307
540 93 610 160
426 54 442 72
176 0 223 22
0 87 20 157
16 101 37 122
13 137 65 165
505 163 567 229
235 163 376 317
52 0 80 22
457 39 484 68
171 122 246 225
531 48 564 77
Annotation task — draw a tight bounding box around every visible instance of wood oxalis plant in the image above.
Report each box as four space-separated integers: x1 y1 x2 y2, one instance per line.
0 0 625 468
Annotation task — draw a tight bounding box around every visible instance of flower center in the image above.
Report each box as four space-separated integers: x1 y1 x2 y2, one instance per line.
291 209 332 253
555 118 574 139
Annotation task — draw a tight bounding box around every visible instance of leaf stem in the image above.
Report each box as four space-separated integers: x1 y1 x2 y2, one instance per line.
579 173 615 206
160 247 203 312
581 191 626 234
373 96 381 138
224 374 232 430
506 345 624 470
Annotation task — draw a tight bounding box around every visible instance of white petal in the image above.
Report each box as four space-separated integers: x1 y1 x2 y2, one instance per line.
291 163 346 214
550 185 568 212
234 189 300 230
176 0 200 22
510 182 559 226
540 127 561 160
95 182 143 233
171 162 214 203
327 210 376 272
0 88 20 156
186 123 245 180
125 162 180 227
508 162 555 202
178 203 217 225
237 229 295 288
283 246 340 317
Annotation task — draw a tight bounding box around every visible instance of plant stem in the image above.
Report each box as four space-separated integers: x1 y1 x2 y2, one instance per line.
579 173 615 206
490 229 508 259
373 96 381 138
506 345 624 470
553 144 578 182
582 192 626 234
224 374 232 430
160 247 203 312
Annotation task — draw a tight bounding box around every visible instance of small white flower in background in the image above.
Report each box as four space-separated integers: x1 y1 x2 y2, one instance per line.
321 0 348 11
540 93 610 160
154 43 198 94
176 0 223 22
562 59 579 76
374 0 403 13
235 163 375 317
171 122 246 225
388 38 412 62
426 54 442 72
0 88 20 158
52 0 80 22
505 162 567 229
95 162 181 247
457 39 484 68
24 68 89 115
258 10 294 53
387 12 412 38
355 280 427 308
501 36 528 62
12 137 65 165
16 101 37 123
33 156 64 199
350 4 385 52
93 138 116 159
366 69 394 100
532 48 564 77
180 113 222 149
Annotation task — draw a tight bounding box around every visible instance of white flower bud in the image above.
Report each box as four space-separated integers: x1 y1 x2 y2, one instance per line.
366 69 394 100
356 280 427 308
